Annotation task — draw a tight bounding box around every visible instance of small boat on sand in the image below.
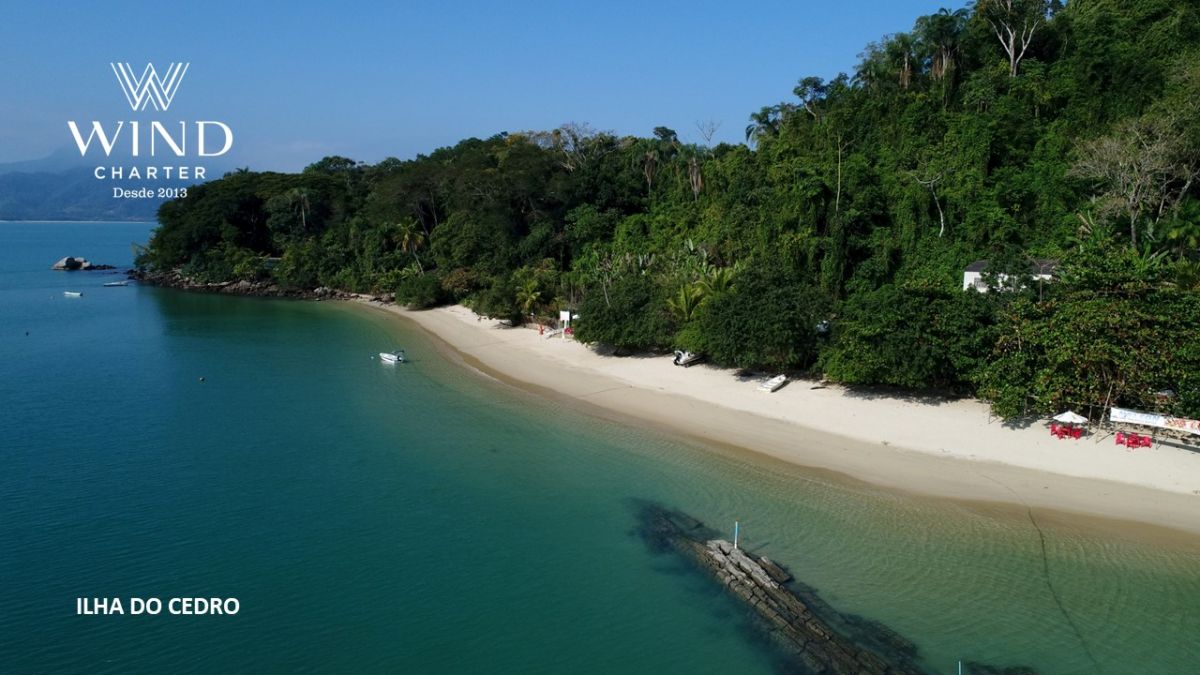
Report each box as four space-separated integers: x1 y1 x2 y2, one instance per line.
103 281 129 287
673 350 704 367
379 350 406 364
758 374 788 392
63 291 83 298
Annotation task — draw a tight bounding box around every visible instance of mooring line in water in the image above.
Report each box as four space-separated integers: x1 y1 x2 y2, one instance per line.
975 471 1103 674
1023 504 1103 674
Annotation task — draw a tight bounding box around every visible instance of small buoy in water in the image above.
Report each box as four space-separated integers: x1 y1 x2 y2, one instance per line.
198 377 206 382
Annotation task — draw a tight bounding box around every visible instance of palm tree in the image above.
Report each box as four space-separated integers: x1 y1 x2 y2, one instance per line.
667 284 704 323
916 8 968 84
286 188 311 233
744 106 780 146
698 266 736 299
886 33 917 90
396 220 426 273
854 43 888 91
516 278 541 319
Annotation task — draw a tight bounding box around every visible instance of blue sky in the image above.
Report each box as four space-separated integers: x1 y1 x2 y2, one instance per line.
0 0 955 171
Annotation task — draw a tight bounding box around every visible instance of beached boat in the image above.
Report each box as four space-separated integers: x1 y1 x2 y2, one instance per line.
63 291 83 298
673 350 704 367
379 350 406 364
103 281 129 287
758 374 788 392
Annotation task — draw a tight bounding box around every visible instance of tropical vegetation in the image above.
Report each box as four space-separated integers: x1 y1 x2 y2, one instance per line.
139 0 1200 420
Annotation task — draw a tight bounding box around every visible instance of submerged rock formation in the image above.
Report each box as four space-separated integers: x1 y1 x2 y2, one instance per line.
636 503 1036 675
704 539 906 674
637 503 922 673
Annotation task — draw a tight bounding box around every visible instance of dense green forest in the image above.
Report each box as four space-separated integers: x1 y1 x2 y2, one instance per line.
140 0 1200 420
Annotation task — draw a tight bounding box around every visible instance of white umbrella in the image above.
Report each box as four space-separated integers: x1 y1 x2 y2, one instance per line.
1052 410 1088 425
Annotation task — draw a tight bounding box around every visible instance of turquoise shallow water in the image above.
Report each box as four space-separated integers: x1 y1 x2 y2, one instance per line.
2 222 1199 674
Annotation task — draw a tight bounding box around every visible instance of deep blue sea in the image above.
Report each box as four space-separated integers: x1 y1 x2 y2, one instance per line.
2 222 1199 674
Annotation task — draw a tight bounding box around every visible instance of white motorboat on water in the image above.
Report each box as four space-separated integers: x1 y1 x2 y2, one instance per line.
63 291 82 297
758 374 788 392
103 281 129 287
379 350 406 364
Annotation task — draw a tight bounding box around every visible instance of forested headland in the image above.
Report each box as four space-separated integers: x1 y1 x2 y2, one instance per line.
139 0 1200 421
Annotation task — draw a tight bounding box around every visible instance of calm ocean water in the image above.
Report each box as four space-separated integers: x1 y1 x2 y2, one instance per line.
2 221 1199 674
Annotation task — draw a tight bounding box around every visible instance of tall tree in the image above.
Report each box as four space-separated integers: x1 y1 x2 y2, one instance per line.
977 0 1050 78
744 106 780 145
793 77 829 118
916 8 968 84
887 33 918 90
1071 114 1199 248
395 219 426 273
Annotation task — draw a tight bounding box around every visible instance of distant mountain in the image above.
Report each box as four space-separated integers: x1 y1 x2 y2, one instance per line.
0 170 173 221
0 146 90 176
0 149 230 221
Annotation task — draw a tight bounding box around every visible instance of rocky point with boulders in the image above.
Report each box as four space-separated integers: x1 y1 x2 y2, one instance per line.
129 269 354 300
51 256 116 271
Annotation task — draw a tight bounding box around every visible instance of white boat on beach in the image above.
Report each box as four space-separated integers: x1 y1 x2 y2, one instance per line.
103 281 129 287
758 374 788 392
673 350 704 367
63 291 82 297
379 350 406 364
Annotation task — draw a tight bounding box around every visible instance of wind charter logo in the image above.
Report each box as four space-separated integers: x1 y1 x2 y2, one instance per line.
67 61 233 198
110 62 189 111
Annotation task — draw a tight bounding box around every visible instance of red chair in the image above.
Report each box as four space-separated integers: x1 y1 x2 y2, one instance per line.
1116 432 1126 445
1071 427 1082 439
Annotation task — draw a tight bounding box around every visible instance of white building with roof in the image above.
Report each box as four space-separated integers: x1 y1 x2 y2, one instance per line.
962 259 1058 292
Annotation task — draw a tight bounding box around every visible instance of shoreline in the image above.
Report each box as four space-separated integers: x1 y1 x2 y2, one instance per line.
0 219 155 224
358 300 1200 538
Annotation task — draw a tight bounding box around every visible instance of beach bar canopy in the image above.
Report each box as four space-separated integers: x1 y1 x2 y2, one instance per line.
1111 407 1200 436
1052 410 1088 425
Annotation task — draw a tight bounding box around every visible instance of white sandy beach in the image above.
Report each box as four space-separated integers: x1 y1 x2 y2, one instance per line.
358 301 1200 536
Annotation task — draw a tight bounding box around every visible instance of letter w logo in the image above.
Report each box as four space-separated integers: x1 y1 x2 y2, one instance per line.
110 62 189 111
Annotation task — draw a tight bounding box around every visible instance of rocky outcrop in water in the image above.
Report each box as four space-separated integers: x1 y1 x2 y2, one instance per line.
51 256 115 271
636 503 1038 675
130 269 352 300
704 538 910 674
638 503 923 674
